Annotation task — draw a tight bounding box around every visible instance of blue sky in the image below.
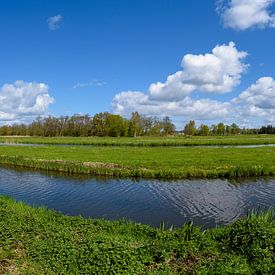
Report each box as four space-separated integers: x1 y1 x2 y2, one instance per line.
0 0 274 128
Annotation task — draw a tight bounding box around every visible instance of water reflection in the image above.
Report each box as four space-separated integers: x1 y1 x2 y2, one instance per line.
0 166 274 228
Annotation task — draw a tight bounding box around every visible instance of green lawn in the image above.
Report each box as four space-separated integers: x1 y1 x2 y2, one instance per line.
1 135 275 146
0 145 274 178
0 196 274 274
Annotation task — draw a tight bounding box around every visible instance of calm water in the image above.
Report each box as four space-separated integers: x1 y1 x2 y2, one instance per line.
0 166 274 228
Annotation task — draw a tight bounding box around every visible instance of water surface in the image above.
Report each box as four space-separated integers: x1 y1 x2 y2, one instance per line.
0 166 274 228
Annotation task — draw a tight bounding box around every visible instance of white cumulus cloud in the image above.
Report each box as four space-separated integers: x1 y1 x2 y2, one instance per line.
148 42 247 101
0 80 54 123
113 91 231 120
112 42 247 124
217 0 275 30
47 14 63 30
233 77 275 123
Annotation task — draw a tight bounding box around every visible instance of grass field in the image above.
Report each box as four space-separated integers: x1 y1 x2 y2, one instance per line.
1 135 275 146
0 145 274 179
0 196 274 274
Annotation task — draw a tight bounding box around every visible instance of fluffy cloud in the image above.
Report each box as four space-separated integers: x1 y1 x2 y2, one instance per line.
233 77 275 123
0 80 54 123
113 91 231 120
47 14 63 30
112 42 246 123
234 77 275 108
112 40 275 126
113 77 275 126
217 0 275 30
149 42 247 100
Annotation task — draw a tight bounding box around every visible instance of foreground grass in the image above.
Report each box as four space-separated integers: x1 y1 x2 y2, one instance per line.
0 145 275 179
1 135 275 146
0 196 274 274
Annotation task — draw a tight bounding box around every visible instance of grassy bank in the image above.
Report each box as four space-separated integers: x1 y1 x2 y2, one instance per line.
1 135 275 146
0 145 274 179
0 196 274 274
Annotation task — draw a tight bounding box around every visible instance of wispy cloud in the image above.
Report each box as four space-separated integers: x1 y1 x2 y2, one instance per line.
72 80 106 89
47 14 63 30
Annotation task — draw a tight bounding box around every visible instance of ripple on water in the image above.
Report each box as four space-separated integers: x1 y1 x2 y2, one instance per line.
0 167 274 228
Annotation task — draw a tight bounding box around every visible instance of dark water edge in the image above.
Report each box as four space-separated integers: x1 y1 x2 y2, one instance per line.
0 166 274 229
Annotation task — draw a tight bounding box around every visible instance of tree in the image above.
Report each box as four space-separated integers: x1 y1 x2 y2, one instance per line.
259 125 275 134
198 124 210 136
184 120 196 136
105 114 128 137
225 125 231 135
129 112 142 137
230 123 240 135
217 123 226 136
211 124 218 135
161 116 175 135
92 112 109 136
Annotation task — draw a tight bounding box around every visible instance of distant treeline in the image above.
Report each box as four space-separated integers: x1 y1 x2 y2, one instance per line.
183 120 275 136
0 112 274 137
0 112 175 137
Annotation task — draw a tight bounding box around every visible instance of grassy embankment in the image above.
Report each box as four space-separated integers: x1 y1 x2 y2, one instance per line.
1 135 275 146
0 196 274 274
0 145 274 179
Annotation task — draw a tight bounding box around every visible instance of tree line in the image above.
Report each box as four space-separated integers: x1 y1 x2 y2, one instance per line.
184 121 242 136
0 113 274 137
0 112 175 137
183 120 275 136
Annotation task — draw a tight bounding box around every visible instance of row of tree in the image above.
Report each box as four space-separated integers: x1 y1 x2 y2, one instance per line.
0 113 274 137
183 121 275 136
184 121 242 136
258 125 275 134
0 112 175 137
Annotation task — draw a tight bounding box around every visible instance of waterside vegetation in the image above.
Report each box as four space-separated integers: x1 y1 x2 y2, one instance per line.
0 196 274 274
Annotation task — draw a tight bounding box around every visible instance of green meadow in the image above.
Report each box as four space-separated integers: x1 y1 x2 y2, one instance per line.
1 134 275 146
0 144 274 178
